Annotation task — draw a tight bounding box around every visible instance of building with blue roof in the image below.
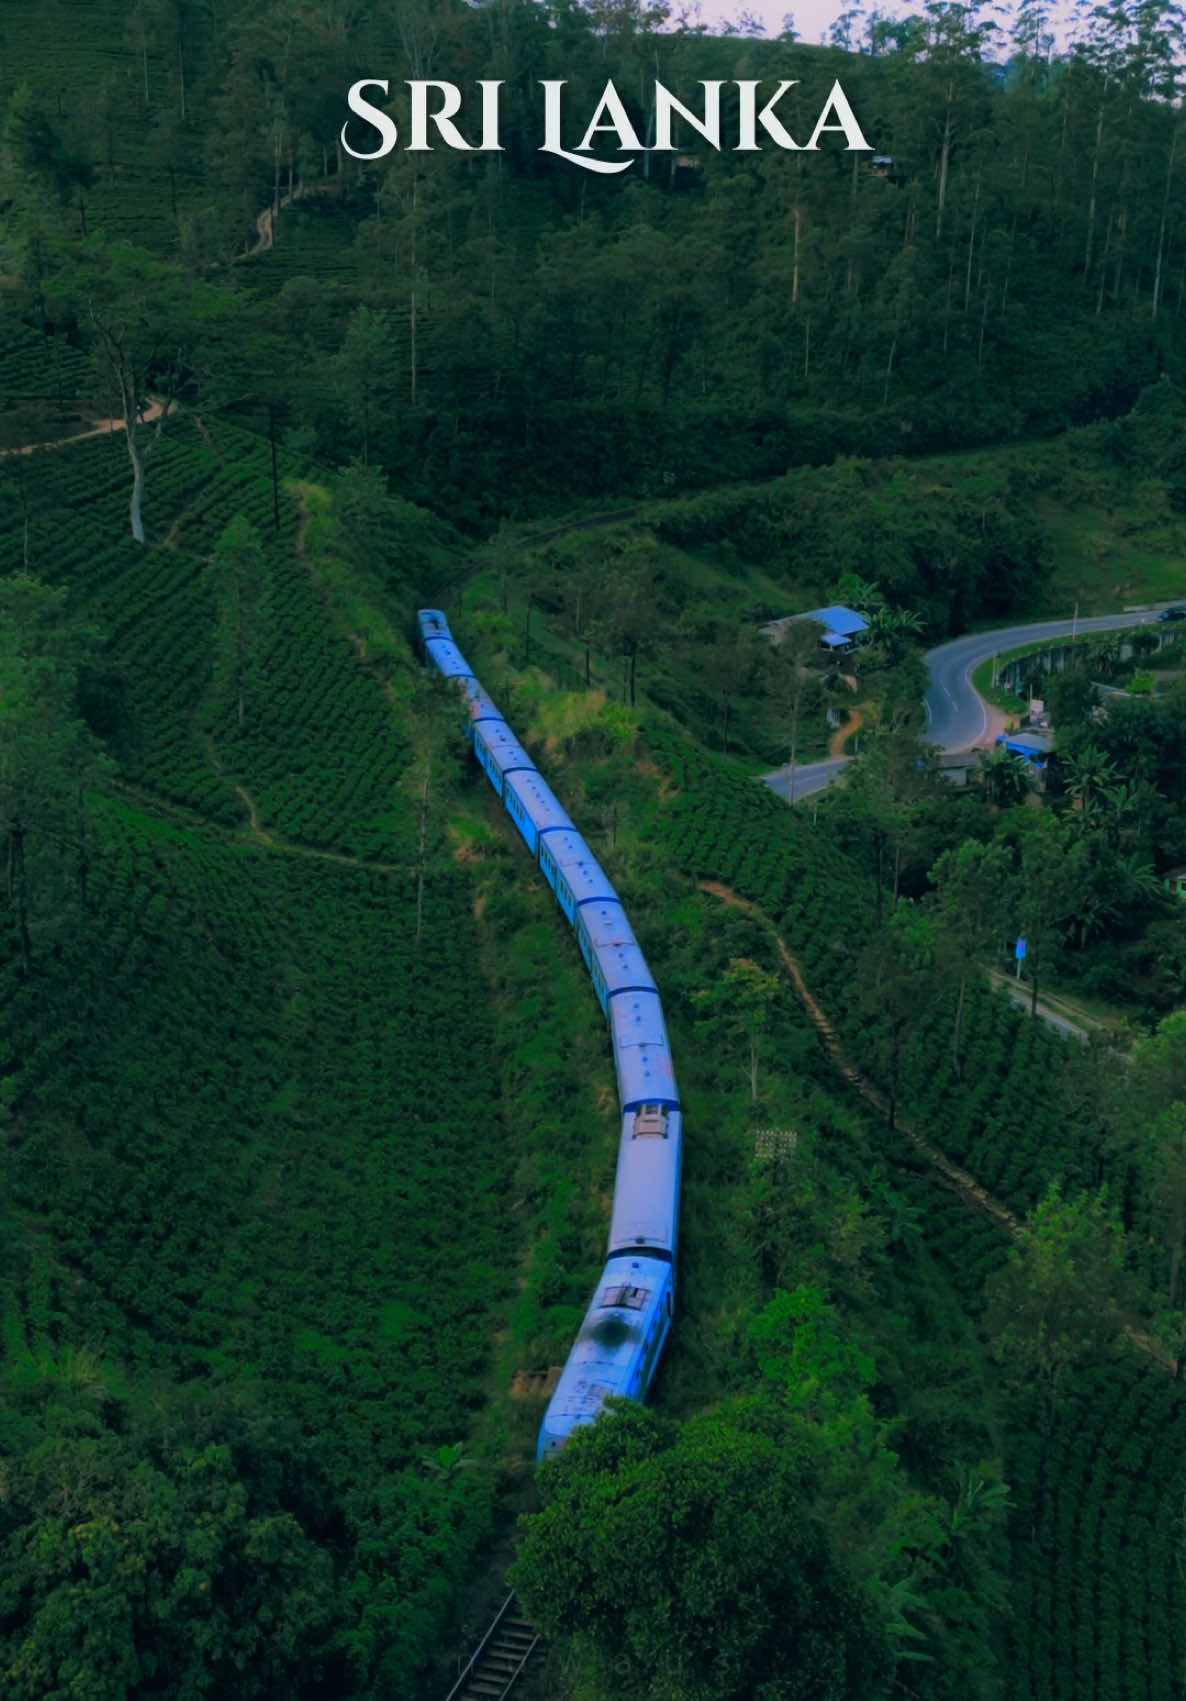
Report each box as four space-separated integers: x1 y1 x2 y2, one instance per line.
761 605 869 652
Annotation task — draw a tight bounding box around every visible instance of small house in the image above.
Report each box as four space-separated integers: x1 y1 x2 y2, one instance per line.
1166 867 1186 901
761 605 869 654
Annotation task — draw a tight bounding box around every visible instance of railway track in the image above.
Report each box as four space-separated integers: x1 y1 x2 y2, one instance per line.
441 1594 541 1701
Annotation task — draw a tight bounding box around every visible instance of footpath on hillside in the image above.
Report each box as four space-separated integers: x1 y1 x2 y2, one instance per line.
0 396 166 458
697 878 1174 1374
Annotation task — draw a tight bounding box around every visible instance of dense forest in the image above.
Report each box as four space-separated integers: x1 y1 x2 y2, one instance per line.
1 2 1186 1699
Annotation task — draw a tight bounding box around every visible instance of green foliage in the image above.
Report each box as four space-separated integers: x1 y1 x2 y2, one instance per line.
0 1390 335 1701
513 1399 895 1701
0 570 110 969
206 514 268 731
1004 1362 1186 1701
4 12 1186 1701
985 1183 1128 1397
693 956 782 1102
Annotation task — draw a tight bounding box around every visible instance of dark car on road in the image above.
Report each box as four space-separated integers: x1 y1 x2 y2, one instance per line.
1159 606 1186 621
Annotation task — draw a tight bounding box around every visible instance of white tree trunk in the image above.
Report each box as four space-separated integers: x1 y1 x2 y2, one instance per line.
127 429 147 544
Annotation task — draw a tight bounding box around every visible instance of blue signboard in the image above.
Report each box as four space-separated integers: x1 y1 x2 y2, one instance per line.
1015 937 1027 961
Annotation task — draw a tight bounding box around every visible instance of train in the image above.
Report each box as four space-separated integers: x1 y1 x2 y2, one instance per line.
417 609 683 1461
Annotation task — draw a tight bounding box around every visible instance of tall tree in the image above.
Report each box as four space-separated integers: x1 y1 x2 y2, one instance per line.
512 1399 893 1701
985 1180 1128 1408
694 956 782 1102
930 838 1015 1077
56 239 231 542
1018 815 1089 1015
770 617 825 800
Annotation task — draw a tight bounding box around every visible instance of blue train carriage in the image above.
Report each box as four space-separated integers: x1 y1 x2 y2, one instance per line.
606 986 682 1260
417 610 499 731
459 676 502 728
417 610 473 677
537 830 617 925
417 608 451 646
536 1252 676 1461
473 717 536 795
576 901 654 1012
609 987 678 1110
503 767 575 856
608 1099 683 1261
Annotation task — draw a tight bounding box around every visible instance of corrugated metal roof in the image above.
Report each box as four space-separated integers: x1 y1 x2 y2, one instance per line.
762 605 868 642
804 605 868 638
998 731 1054 753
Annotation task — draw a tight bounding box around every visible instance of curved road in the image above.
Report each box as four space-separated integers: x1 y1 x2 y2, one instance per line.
763 609 1167 802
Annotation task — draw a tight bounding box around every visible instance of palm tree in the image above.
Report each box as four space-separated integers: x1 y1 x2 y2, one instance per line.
1088 636 1123 679
979 746 1033 807
834 573 886 614
1113 851 1168 909
1063 745 1123 827
421 1441 477 1478
1070 885 1121 947
862 605 924 664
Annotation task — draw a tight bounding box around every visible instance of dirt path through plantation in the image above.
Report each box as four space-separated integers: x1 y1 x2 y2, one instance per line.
0 396 166 458
696 878 1177 1373
238 171 340 259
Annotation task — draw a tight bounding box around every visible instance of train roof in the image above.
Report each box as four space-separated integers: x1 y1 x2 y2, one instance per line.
459 677 501 721
541 1253 671 1427
594 940 656 998
615 1042 678 1109
504 768 575 836
417 608 451 641
425 636 474 679
542 831 618 907
566 856 618 908
611 991 677 1106
543 829 602 870
578 900 637 951
610 988 670 1053
474 717 536 777
608 1107 682 1257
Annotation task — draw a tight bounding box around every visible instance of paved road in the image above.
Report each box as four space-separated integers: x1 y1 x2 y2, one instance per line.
989 970 1091 1044
763 609 1167 802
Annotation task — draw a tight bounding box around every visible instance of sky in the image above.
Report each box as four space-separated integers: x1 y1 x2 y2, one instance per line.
696 0 885 41
688 0 1075 48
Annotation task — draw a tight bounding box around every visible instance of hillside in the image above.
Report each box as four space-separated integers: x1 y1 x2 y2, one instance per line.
3 3 1186 1700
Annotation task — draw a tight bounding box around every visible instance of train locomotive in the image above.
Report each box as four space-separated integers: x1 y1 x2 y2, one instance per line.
417 609 682 1462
